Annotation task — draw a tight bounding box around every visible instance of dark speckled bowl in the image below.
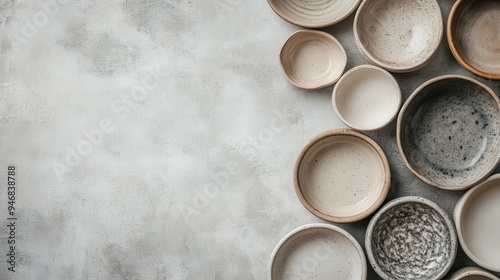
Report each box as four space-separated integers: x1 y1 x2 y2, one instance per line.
397 75 500 190
366 196 458 280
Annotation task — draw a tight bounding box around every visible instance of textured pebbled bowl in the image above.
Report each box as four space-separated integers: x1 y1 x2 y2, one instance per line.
366 196 457 280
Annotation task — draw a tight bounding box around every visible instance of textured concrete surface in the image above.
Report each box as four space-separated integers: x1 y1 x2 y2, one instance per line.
0 0 499 279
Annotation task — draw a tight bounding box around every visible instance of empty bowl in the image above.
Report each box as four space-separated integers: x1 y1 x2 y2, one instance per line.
449 267 500 280
267 0 362 28
294 129 390 223
448 0 500 80
353 0 443 72
333 64 401 130
454 173 500 272
280 30 347 89
397 75 500 190
269 223 367 280
366 196 457 280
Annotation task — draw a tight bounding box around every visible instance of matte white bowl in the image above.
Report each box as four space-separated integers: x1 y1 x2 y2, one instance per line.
449 267 500 280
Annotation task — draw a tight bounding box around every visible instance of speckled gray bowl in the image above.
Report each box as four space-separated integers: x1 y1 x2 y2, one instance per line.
366 196 457 280
397 75 500 190
449 267 500 280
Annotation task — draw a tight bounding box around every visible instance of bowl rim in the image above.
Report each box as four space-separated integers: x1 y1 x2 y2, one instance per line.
396 74 500 190
353 0 443 73
453 173 500 272
293 129 391 223
268 223 367 280
447 0 500 80
332 64 402 131
279 30 347 90
267 0 362 28
365 196 458 280
449 266 500 279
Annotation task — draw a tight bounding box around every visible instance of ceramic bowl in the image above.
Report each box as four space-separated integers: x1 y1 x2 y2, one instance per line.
353 0 443 73
397 75 500 190
454 173 500 272
267 0 362 28
280 30 347 89
449 267 500 280
269 223 367 280
294 129 390 223
366 196 457 280
448 0 500 80
332 65 401 131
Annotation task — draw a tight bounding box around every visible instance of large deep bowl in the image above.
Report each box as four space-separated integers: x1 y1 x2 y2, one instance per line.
354 0 443 73
397 75 500 190
448 0 500 80
366 196 457 280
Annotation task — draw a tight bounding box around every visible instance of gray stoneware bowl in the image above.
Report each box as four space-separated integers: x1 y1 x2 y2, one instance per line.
366 196 457 280
397 75 500 190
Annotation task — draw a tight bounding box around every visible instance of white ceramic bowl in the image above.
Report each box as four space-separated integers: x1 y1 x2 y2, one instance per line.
267 0 362 28
269 224 367 280
454 173 500 272
353 0 443 72
294 129 390 223
366 196 457 280
333 65 401 130
280 30 347 90
449 267 500 280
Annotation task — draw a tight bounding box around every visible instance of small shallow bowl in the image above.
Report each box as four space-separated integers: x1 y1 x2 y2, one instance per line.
269 223 367 280
294 129 390 223
280 30 347 90
353 0 443 73
449 267 500 280
267 0 362 28
333 65 401 131
448 0 500 80
397 75 500 190
454 174 500 272
366 196 457 280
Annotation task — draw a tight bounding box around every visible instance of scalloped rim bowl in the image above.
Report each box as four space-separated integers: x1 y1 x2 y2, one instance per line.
267 0 362 28
280 30 347 89
269 223 367 280
354 0 443 73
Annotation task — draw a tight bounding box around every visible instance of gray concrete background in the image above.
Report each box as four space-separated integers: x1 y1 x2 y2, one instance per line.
0 0 499 279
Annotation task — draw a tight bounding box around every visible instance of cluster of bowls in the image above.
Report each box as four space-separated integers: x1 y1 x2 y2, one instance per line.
267 0 500 279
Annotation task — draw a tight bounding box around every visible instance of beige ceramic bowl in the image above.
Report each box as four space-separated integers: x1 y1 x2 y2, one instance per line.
269 223 367 280
354 0 443 73
280 30 347 90
448 0 500 80
333 65 401 131
449 267 500 280
267 0 362 28
454 174 500 272
294 129 390 223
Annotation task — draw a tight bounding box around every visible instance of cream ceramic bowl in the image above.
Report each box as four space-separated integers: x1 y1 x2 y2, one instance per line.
294 129 390 223
354 0 443 73
280 30 347 89
267 0 362 28
269 223 367 280
454 173 500 272
333 65 401 131
448 0 500 80
397 75 500 190
449 267 500 280
366 196 457 280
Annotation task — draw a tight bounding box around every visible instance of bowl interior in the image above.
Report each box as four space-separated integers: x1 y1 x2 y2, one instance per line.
449 0 500 79
370 201 454 279
268 0 361 28
334 66 401 130
281 31 346 89
296 132 388 222
271 226 365 279
460 176 500 269
355 0 442 71
399 77 500 189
